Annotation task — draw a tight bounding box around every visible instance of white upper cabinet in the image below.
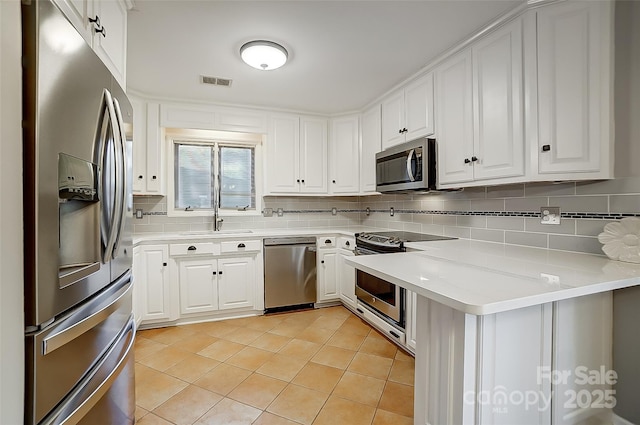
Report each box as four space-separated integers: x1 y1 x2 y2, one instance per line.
472 18 524 181
535 0 613 178
436 49 474 185
437 18 525 188
92 0 127 87
382 73 434 150
360 104 381 194
159 103 267 133
53 0 128 88
132 100 164 195
265 114 328 194
300 116 329 193
329 115 360 194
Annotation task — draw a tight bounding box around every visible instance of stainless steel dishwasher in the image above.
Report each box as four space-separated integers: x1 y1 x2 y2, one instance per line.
264 237 317 312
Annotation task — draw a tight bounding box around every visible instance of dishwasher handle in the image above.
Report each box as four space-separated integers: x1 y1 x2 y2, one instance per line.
307 246 317 253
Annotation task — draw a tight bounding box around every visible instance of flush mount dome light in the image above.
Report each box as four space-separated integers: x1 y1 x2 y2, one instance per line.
240 40 288 71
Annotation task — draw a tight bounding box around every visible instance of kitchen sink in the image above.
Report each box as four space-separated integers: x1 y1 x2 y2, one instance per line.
179 229 253 235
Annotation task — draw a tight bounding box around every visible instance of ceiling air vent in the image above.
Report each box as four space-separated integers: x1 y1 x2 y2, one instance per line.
201 75 233 87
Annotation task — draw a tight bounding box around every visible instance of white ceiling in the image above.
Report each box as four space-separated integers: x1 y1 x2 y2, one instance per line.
127 0 523 115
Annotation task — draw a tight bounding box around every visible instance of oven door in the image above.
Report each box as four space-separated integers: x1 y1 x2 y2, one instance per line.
355 270 404 327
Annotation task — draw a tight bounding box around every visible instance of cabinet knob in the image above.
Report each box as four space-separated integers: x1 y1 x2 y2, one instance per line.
542 144 551 152
212 271 217 275
138 175 143 179
238 243 246 248
187 246 197 251
471 156 478 162
301 179 305 183
464 158 471 164
321 260 325 264
345 241 350 246
402 128 408 133
297 179 300 183
88 15 100 27
398 129 403 134
332 180 336 184
325 239 331 244
218 271 223 275
162 262 167 266
94 26 106 38
152 175 157 180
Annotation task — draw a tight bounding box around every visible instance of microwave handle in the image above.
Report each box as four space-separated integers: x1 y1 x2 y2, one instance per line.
406 149 416 182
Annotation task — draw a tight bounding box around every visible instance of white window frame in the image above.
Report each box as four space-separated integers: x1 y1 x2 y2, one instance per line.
165 129 263 217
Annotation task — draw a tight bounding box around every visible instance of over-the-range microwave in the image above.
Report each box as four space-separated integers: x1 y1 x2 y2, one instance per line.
375 138 436 193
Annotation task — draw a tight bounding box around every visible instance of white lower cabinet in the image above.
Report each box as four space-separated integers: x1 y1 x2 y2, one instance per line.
414 293 612 425
134 240 262 327
133 244 174 324
337 249 356 309
178 256 255 314
178 259 218 315
317 249 339 303
218 256 255 310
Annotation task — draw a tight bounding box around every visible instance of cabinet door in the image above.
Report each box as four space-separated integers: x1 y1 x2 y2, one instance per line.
178 259 218 315
52 0 93 44
145 103 163 194
330 115 359 194
317 250 338 302
137 245 171 322
381 91 405 149
360 105 381 193
436 49 474 185
266 114 300 193
472 19 524 181
405 290 417 351
300 117 328 193
337 250 356 309
218 256 255 311
537 1 611 175
92 0 127 88
131 99 147 193
405 73 435 141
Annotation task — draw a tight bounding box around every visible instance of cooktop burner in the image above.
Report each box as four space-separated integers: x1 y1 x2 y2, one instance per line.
366 231 456 242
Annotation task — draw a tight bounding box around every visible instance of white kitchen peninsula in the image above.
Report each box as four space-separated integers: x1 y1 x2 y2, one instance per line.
346 240 640 425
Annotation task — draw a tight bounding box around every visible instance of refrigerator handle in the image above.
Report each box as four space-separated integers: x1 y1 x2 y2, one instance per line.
101 89 122 261
111 97 128 258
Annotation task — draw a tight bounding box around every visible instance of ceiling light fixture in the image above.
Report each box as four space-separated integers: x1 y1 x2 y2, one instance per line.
240 40 288 71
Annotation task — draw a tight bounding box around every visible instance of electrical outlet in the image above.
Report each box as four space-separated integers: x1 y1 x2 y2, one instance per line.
390 207 394 217
263 208 273 217
540 206 560 225
277 208 284 217
135 209 143 219
366 207 370 216
331 207 337 216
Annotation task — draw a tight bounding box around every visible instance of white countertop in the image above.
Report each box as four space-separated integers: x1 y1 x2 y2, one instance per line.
346 239 640 315
133 227 376 245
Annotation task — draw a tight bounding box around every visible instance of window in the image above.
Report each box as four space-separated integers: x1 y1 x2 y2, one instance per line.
167 130 262 217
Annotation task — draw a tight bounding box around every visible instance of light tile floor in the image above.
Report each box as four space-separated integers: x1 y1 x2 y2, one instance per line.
134 306 415 425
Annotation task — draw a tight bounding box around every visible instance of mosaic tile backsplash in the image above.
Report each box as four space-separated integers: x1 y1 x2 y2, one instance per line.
133 177 640 255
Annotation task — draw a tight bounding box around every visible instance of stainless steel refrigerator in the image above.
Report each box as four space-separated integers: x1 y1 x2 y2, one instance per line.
22 1 135 423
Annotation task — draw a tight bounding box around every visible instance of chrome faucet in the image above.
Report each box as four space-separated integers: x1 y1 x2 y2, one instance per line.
213 191 223 231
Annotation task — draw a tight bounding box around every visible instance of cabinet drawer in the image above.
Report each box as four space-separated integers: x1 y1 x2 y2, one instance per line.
169 242 220 256
318 236 336 248
338 236 355 250
220 240 261 254
356 302 406 346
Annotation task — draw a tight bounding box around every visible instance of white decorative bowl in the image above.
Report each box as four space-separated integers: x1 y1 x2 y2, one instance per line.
598 217 640 263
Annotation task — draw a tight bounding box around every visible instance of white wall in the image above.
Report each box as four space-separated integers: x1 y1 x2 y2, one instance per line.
0 0 25 423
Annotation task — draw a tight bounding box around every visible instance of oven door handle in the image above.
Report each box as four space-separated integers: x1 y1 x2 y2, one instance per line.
406 149 416 182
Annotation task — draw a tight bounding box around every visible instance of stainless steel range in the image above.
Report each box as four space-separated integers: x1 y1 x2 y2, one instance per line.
354 231 455 328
